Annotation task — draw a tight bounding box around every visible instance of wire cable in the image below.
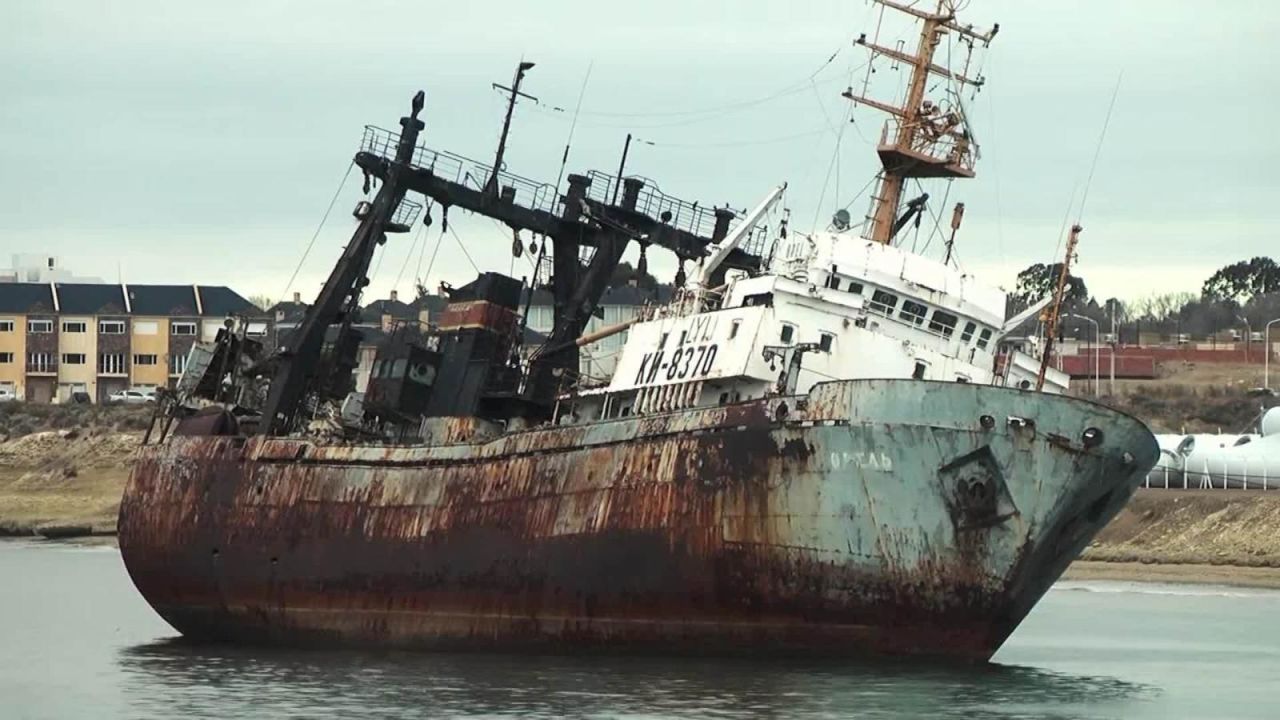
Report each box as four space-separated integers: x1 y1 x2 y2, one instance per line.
448 224 481 273
279 161 354 304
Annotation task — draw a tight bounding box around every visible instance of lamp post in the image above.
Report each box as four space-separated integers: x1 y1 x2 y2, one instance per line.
1238 315 1252 360
1266 318 1280 392
1068 313 1099 396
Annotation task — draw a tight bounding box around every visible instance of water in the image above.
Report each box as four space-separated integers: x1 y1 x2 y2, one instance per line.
2 540 1277 720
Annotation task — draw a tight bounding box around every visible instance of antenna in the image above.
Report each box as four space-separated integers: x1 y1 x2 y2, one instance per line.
843 0 996 245
485 61 537 197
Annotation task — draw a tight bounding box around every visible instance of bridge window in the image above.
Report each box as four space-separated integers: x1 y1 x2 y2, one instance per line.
847 281 864 295
780 323 795 344
819 332 834 352
960 321 977 343
928 310 958 338
977 328 993 350
869 290 898 316
900 300 928 326
729 319 741 340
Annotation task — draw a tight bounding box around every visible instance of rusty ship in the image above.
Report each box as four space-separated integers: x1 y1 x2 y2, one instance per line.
119 1 1158 662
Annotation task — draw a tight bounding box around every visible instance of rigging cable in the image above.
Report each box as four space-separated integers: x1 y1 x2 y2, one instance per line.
392 220 428 296
448 224 482 274
1076 72 1123 223
420 226 447 292
278 161 354 304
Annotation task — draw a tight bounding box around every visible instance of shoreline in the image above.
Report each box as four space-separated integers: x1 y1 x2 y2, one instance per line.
1062 560 1280 590
6 532 1280 590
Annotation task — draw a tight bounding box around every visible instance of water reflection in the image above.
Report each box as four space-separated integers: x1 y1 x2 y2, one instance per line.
117 640 1154 720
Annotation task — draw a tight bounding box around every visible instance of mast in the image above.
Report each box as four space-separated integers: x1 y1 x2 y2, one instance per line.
1036 224 1082 391
843 0 997 244
260 93 426 435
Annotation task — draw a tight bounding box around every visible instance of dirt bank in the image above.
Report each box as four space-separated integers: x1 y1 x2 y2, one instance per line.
0 430 139 536
1082 489 1280 567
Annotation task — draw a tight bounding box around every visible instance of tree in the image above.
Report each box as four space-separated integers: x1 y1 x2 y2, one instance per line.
1202 257 1280 303
1012 263 1089 310
247 294 274 311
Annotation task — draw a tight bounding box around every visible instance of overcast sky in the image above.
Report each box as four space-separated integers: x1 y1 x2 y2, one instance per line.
4 1 1277 305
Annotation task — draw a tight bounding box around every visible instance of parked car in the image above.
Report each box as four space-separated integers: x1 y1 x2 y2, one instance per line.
108 390 154 404
0 387 16 403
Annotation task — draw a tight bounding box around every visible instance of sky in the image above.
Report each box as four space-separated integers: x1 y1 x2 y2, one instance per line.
3 1 1277 307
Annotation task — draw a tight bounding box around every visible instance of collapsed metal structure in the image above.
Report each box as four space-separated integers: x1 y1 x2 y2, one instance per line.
259 76 764 435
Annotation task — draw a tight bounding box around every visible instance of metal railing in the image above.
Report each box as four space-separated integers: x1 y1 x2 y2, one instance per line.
360 126 560 216
878 118 976 174
391 197 422 227
584 171 730 239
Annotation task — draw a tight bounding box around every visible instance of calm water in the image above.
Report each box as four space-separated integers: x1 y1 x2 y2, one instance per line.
2 540 1277 719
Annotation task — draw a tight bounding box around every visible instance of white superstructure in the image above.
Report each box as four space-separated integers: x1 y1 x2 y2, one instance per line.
568 194 1067 421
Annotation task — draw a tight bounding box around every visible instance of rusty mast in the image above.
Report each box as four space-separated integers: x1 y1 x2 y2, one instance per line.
841 0 997 245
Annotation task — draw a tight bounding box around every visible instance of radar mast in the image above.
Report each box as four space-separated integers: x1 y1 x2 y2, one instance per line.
842 0 997 244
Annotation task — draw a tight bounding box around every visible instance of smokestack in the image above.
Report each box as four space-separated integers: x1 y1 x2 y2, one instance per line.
390 290 399 303
292 291 301 303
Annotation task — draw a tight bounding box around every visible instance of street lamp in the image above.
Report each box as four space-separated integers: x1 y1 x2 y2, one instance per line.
1237 315 1252 360
1266 318 1280 392
1068 313 1100 396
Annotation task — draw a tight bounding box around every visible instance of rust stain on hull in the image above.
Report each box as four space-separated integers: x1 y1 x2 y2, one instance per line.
118 380 1158 662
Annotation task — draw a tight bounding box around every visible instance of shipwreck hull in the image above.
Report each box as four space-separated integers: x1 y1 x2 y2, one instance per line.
119 379 1157 661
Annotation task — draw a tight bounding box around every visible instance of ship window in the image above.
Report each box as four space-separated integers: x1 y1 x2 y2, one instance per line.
956 375 971 383
391 358 408 378
928 310 958 338
913 361 928 380
847 282 864 295
869 290 898 316
743 292 774 307
729 319 741 340
371 360 384 378
899 300 928 326
960 321 977 343
780 324 795 344
819 333 834 352
977 328 993 350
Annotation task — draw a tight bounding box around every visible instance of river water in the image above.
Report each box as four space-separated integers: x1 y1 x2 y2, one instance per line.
2 540 1276 719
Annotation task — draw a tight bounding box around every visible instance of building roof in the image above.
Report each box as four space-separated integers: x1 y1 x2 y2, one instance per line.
267 300 310 324
0 283 55 314
197 286 261 317
363 297 416 320
128 285 201 316
0 283 260 317
57 283 128 315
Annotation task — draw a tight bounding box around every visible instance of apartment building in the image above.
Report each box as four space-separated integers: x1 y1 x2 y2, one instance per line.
0 283 265 402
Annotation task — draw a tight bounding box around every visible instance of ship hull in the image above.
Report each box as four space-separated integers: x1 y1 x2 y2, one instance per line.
119 380 1157 661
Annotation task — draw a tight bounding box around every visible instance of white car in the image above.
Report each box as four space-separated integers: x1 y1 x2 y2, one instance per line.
109 390 154 404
